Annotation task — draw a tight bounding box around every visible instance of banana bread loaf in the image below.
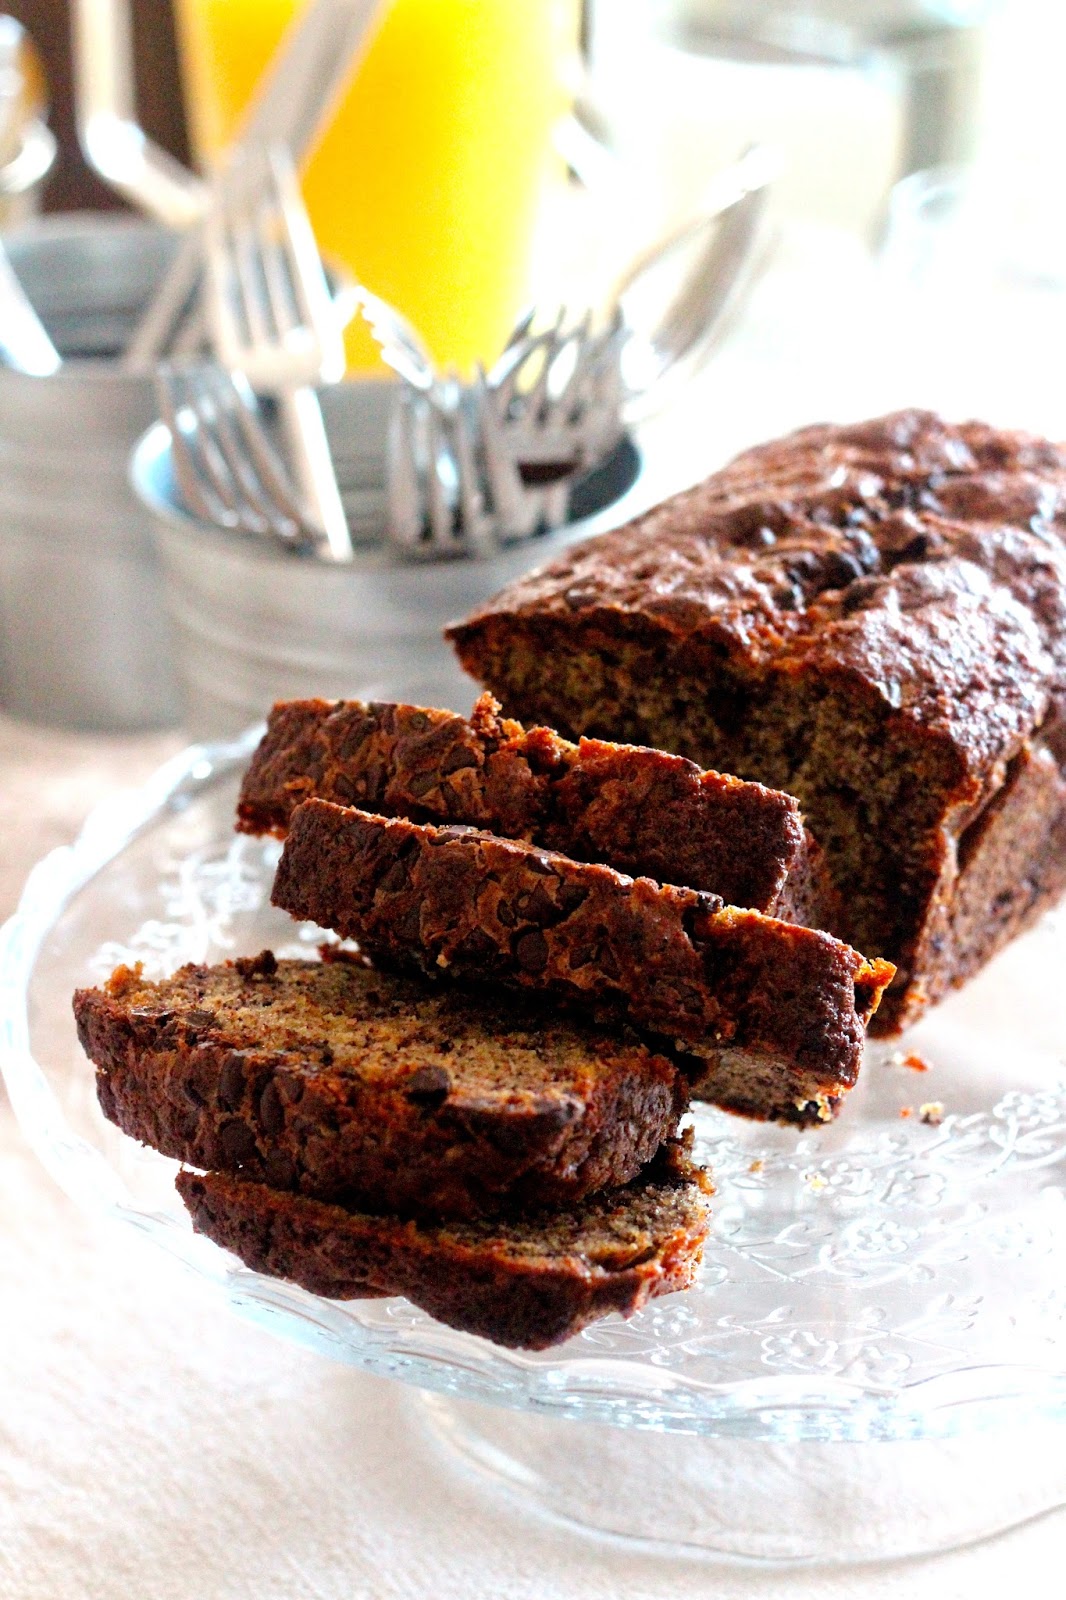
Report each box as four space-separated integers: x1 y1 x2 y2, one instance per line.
74 950 687 1219
237 692 833 923
271 802 894 1123
176 1137 713 1350
448 410 1066 1031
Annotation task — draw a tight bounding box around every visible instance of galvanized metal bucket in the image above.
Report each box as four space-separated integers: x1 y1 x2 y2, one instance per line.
0 214 181 730
131 390 643 739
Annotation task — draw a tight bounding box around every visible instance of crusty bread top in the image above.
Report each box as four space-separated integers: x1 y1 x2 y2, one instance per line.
272 802 894 1119
449 410 1066 786
236 691 832 923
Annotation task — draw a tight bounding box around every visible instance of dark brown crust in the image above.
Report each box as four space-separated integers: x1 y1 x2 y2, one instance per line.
236 692 835 924
73 954 687 1220
175 1141 712 1350
447 410 1066 1030
272 803 894 1124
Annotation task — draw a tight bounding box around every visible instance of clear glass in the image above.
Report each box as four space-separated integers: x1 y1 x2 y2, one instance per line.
3 735 1066 1560
878 164 1066 436
173 0 581 375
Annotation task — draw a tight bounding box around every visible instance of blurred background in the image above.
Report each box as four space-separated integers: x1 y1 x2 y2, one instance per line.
0 0 1065 742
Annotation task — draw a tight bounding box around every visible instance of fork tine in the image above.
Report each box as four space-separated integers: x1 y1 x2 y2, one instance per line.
354 284 434 390
553 310 595 421
386 386 426 552
423 397 454 552
200 365 312 543
265 144 345 381
158 362 323 547
485 304 540 395
186 375 279 538
499 304 538 357
526 307 568 421
171 365 265 533
256 184 302 352
452 396 497 557
188 367 283 538
156 365 243 530
232 182 273 355
475 367 536 541
204 180 250 370
203 143 352 557
489 325 553 415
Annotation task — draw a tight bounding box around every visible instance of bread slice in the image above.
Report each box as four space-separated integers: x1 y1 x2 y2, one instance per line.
236 692 833 924
175 1139 712 1350
74 950 687 1219
272 803 894 1124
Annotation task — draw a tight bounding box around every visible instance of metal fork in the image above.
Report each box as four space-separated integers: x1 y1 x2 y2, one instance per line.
203 143 352 561
156 362 320 550
113 0 382 365
387 380 498 558
384 309 627 555
486 306 627 476
379 145 773 555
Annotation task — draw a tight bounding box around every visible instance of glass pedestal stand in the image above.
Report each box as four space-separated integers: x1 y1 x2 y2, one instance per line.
421 1393 1066 1564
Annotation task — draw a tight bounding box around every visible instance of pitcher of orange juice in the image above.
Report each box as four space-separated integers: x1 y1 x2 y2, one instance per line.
174 0 580 375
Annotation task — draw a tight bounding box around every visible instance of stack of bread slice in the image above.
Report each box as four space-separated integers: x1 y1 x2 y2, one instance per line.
73 694 894 1349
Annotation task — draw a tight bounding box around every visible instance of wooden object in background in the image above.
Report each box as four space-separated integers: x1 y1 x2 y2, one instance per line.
3 0 190 212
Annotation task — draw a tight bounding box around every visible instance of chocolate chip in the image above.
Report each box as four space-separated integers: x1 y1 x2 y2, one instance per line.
515 929 549 972
406 770 441 799
337 722 374 761
405 1064 451 1105
522 853 557 878
259 1080 285 1136
730 522 778 551
726 503 787 545
517 884 558 925
772 583 803 612
453 929 499 963
784 549 822 580
840 575 883 614
892 530 943 565
850 528 882 573
379 858 414 893
821 549 865 589
234 950 277 980
440 745 479 776
597 944 621 979
263 1150 297 1190
218 1053 247 1111
557 882 589 916
218 1118 258 1165
186 1008 216 1029
176 1107 200 1141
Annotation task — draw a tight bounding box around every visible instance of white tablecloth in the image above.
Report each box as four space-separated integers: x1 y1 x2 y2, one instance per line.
2 713 1066 1599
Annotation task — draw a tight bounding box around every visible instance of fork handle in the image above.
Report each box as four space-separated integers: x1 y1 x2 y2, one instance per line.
277 386 353 561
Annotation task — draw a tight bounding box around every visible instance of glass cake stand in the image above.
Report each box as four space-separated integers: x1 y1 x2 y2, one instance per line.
3 732 1066 1564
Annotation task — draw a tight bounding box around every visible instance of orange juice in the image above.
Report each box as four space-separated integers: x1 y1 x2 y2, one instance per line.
175 0 579 374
